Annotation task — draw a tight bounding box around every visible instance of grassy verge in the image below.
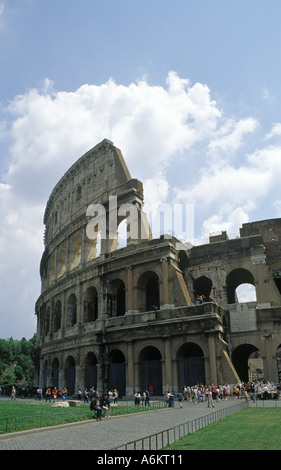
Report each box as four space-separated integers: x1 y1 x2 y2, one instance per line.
164 408 281 450
0 400 162 434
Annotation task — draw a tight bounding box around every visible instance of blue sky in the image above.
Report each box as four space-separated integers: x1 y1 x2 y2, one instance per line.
1 0 281 339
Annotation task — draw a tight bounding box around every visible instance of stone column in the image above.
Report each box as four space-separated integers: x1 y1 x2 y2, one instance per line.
126 266 134 313
164 337 172 392
263 334 279 382
127 342 134 396
76 282 83 325
207 333 217 385
160 257 170 308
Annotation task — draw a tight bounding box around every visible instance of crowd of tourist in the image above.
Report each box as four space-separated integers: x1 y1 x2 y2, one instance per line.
173 381 281 405
2 380 281 422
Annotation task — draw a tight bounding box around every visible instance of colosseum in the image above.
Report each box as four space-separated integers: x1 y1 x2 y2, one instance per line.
34 139 281 396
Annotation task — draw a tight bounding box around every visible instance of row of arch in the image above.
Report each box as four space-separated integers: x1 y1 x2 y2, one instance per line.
42 343 206 396
41 271 160 335
192 268 257 304
47 219 129 287
41 341 281 396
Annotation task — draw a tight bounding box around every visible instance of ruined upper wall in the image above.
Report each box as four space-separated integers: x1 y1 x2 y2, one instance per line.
240 218 281 270
43 139 143 246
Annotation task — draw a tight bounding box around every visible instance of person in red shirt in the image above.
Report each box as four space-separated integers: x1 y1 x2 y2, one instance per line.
52 387 58 400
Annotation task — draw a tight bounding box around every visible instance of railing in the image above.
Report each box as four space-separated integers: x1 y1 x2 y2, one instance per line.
111 401 249 451
249 398 281 407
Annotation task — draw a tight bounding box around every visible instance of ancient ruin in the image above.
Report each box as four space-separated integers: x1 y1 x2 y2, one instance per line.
34 139 281 395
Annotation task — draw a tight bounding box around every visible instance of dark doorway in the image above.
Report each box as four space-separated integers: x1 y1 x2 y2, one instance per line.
140 346 162 395
232 344 259 382
177 343 205 388
84 287 98 322
193 276 212 298
85 352 97 389
116 283 125 316
65 356 76 395
52 358 59 388
108 350 126 397
146 273 159 311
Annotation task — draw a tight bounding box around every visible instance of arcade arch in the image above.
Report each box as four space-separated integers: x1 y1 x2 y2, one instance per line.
177 343 205 388
69 234 81 270
138 271 160 312
65 355 76 395
236 283 257 302
232 344 260 382
84 286 98 322
66 294 77 328
107 279 126 317
51 358 60 387
193 275 213 299
178 250 189 273
139 346 162 395
108 349 126 396
53 301 62 332
226 268 256 304
84 352 97 389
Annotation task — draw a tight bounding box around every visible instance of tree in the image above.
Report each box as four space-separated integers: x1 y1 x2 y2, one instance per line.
0 335 36 387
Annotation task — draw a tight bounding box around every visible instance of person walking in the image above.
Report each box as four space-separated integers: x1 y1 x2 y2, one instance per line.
177 391 183 408
100 393 110 419
145 389 150 406
207 388 215 408
83 388 89 403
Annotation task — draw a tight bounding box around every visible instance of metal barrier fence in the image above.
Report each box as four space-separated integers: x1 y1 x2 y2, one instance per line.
249 398 281 407
111 401 249 451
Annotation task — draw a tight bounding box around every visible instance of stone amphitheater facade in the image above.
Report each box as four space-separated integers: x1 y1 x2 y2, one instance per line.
34 139 281 396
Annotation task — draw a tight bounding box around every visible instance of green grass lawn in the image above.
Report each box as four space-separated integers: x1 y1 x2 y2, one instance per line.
0 399 162 434
164 408 281 450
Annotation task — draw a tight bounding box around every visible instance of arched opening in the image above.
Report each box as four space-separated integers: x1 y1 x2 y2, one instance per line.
138 271 160 312
139 346 162 395
235 283 257 302
117 218 127 249
57 244 66 278
69 235 81 270
107 279 126 317
66 294 77 328
51 358 59 388
65 356 76 395
177 343 205 388
108 350 126 397
53 301 61 332
83 287 98 322
115 203 139 249
84 352 97 389
232 344 260 382
49 254 55 285
85 230 101 261
116 282 126 316
193 276 213 300
226 268 255 304
146 273 159 311
178 250 189 273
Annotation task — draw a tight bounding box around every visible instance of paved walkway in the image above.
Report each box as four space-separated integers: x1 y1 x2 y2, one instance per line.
0 399 249 450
